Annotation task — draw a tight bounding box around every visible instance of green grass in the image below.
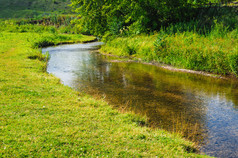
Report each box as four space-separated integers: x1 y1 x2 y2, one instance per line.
101 23 238 77
154 29 238 76
0 27 209 157
0 0 71 19
0 19 82 35
101 3 238 77
101 34 158 60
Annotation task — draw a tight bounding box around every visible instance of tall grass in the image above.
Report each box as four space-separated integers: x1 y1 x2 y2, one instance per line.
102 19 238 77
154 22 238 76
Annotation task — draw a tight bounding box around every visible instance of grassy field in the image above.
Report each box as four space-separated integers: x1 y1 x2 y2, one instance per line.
0 0 71 18
0 0 228 156
0 27 209 157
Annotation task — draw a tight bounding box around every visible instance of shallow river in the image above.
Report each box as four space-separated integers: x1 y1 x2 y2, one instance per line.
42 42 238 158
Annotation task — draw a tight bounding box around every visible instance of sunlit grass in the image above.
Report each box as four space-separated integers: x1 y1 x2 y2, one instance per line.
101 34 157 60
101 24 238 76
0 31 208 157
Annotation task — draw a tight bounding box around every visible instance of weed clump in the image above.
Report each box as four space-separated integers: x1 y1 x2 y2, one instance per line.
32 37 55 48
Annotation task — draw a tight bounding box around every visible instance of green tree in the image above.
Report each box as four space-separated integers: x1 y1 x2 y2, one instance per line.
71 0 208 36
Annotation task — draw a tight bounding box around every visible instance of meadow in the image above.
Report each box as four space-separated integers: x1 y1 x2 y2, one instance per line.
0 21 210 157
0 0 71 18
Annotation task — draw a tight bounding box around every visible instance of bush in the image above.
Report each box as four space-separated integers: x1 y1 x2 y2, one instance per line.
32 37 54 48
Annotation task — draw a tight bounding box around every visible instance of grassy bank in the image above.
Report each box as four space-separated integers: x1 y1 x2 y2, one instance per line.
101 24 238 77
0 30 208 157
100 3 238 77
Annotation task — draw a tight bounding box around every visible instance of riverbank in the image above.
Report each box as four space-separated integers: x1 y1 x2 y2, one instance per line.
0 32 209 157
99 51 237 81
105 58 228 79
101 28 238 78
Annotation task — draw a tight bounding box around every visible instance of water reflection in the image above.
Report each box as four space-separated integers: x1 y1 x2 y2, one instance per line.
43 43 238 158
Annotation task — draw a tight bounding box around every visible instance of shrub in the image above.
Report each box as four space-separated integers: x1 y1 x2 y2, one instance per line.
32 36 54 48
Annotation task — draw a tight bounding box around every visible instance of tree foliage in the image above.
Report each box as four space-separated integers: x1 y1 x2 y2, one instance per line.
71 0 208 36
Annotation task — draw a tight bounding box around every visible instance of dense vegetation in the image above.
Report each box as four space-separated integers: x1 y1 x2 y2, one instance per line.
72 0 238 77
71 0 237 36
71 0 198 36
101 22 238 76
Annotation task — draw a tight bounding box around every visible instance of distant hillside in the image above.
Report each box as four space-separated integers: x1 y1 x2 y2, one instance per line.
0 0 72 19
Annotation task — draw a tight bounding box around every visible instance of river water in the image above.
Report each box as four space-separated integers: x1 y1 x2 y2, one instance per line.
42 42 238 158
